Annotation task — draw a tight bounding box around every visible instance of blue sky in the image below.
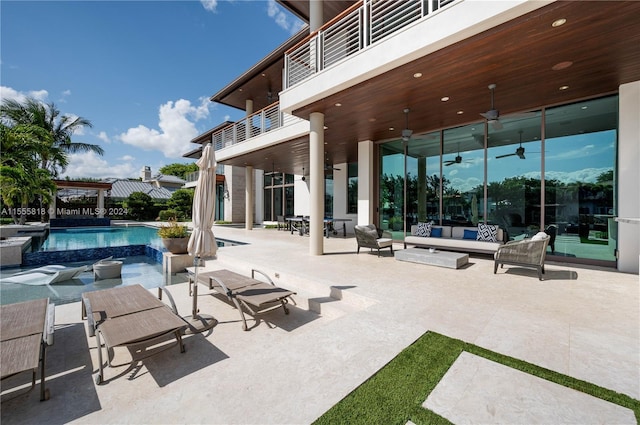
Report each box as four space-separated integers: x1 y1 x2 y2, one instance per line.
1 0 303 179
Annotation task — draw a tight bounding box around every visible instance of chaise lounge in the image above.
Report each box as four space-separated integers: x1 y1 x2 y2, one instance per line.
193 269 296 331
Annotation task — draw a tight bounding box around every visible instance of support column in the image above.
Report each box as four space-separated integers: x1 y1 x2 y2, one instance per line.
97 189 105 218
617 81 640 274
245 99 254 141
310 0 324 31
49 190 57 219
245 166 254 230
309 112 324 255
357 140 374 225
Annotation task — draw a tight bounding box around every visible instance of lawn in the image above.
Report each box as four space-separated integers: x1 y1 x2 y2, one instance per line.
313 332 640 425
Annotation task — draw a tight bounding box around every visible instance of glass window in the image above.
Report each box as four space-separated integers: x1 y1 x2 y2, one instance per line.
407 131 441 227
379 141 405 233
544 96 617 262
347 163 358 214
442 123 485 226
325 175 333 217
487 112 542 240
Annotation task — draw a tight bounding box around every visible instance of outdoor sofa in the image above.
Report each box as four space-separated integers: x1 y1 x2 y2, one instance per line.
404 223 505 255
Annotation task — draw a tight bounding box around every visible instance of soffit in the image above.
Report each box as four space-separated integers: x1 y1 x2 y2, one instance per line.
219 1 640 175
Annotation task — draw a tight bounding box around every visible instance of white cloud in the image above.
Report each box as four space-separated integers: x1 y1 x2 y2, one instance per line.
0 86 48 103
200 0 218 12
117 97 211 159
120 155 135 161
540 167 612 184
62 151 138 179
97 131 110 143
266 0 304 34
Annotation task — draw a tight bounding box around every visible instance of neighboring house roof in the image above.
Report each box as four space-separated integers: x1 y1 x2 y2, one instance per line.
109 180 173 200
150 174 186 185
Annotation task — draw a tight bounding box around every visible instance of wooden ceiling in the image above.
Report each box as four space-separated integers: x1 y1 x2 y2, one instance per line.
216 1 640 176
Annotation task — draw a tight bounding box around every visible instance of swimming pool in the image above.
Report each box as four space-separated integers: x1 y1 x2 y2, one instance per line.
40 226 164 251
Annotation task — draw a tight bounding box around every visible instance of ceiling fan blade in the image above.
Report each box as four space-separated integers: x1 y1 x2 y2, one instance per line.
496 153 516 159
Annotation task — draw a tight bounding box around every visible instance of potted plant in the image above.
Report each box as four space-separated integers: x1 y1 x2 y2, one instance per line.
158 219 190 254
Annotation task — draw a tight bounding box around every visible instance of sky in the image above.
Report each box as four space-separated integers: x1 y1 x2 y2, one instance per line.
1 0 304 179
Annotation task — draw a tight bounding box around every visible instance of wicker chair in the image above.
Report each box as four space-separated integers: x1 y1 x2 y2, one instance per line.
354 224 394 257
493 232 550 280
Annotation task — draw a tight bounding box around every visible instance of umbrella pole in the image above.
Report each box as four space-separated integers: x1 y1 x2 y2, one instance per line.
184 255 217 334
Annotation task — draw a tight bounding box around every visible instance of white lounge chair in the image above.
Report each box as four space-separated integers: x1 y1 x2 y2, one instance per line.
2 266 87 285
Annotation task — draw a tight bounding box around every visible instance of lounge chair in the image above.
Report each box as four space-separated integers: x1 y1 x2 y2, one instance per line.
2 266 87 285
82 285 186 384
194 269 296 331
1 298 55 401
354 224 394 257
493 232 550 280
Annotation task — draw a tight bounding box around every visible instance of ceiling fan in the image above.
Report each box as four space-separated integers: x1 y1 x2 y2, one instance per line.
496 130 527 160
480 83 503 130
444 152 465 166
401 108 413 142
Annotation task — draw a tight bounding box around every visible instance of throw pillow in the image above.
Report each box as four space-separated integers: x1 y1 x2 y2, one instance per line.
416 222 432 237
477 223 498 242
463 229 478 240
531 231 548 241
430 227 442 238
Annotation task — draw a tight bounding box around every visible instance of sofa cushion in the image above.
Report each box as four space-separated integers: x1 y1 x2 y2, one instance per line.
431 227 442 237
415 222 432 237
463 229 478 240
477 223 498 242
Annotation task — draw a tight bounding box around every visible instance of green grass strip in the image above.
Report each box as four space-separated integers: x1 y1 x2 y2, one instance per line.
313 332 640 425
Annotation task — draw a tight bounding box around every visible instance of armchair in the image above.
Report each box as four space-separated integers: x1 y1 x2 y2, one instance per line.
354 224 394 257
493 232 550 280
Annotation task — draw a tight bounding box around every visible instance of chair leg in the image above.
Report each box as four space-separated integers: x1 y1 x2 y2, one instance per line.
494 261 499 274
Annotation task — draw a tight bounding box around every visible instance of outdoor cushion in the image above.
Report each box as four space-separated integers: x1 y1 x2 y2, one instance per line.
477 223 498 242
463 229 478 240
415 222 432 237
430 227 442 237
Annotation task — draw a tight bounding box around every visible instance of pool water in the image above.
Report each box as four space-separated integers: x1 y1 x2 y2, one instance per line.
0 256 190 306
40 226 164 251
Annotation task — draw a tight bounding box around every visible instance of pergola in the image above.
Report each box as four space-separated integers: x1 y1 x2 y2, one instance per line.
51 180 113 218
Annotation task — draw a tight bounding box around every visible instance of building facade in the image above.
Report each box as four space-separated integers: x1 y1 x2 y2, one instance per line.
187 0 639 273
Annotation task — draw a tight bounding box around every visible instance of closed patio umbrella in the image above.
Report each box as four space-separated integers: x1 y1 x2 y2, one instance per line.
186 143 218 333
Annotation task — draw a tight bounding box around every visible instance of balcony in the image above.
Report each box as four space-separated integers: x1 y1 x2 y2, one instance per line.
285 0 458 88
208 102 302 151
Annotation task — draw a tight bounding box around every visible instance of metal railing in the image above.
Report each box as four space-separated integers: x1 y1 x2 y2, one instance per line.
285 0 459 88
205 102 298 151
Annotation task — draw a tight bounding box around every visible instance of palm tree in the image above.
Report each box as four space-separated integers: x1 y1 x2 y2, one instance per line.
0 123 57 224
1 97 104 221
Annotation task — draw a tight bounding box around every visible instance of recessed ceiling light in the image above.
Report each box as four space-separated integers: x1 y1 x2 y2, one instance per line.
389 127 395 131
559 85 569 90
552 18 566 27
457 110 464 115
552 61 573 71
335 103 342 107
441 96 450 102
369 118 377 122
238 88 243 92
261 73 266 77
413 72 423 78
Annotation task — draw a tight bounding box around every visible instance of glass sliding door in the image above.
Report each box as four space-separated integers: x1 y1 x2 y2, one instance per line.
544 96 617 262
407 131 441 226
442 123 485 226
487 112 542 240
379 141 405 233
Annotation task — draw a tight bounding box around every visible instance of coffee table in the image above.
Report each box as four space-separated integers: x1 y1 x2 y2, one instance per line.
395 247 469 269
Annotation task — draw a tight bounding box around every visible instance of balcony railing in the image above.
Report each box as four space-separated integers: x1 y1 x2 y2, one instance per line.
285 0 458 88
204 102 299 151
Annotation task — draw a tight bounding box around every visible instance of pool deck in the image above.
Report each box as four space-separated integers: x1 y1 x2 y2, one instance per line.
1 224 638 424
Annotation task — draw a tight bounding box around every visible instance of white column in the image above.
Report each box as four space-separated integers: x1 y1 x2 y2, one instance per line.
310 0 323 32
309 112 324 255
97 189 105 218
245 166 254 230
357 140 375 225
49 190 57 218
246 99 254 141
617 81 640 274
